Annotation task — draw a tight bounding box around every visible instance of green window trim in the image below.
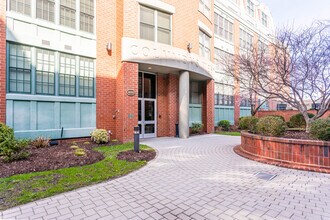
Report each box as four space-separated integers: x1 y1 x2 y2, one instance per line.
59 74 76 96
79 76 94 97
8 43 32 94
36 48 55 95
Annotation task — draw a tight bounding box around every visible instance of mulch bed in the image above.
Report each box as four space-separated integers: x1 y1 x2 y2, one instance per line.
0 141 106 178
117 150 156 162
282 131 315 140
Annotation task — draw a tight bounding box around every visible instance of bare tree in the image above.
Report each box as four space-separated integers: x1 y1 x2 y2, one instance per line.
222 21 330 132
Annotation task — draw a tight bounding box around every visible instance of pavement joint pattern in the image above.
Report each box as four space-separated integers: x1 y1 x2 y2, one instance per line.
1 134 329 220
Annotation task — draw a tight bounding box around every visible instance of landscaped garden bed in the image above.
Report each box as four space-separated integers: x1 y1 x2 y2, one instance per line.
234 115 330 173
0 125 156 210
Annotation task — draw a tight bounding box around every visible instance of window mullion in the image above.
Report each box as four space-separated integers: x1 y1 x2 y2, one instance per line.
31 47 36 95
154 10 157 42
76 55 79 97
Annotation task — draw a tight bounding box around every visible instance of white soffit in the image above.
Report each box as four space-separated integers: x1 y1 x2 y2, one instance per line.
136 0 176 14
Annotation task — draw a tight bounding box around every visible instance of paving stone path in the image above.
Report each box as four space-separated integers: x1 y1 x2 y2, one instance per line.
1 134 330 220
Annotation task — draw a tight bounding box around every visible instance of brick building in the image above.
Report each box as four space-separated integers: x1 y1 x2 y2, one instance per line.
0 0 274 142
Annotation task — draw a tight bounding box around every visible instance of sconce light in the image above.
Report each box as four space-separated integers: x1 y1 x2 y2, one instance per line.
106 43 112 55
187 43 192 53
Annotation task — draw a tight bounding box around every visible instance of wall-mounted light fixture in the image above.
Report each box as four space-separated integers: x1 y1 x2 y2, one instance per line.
106 43 112 55
187 43 192 53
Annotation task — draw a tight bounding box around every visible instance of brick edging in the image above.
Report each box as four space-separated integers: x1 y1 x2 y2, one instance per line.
234 145 330 174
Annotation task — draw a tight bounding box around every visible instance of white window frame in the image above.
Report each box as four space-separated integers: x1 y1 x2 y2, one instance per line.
247 0 254 17
262 12 268 27
139 6 172 45
199 0 211 18
199 30 211 60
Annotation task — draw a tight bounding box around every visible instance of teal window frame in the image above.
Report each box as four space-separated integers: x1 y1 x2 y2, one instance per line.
59 53 76 96
36 48 55 95
8 43 32 94
79 57 94 98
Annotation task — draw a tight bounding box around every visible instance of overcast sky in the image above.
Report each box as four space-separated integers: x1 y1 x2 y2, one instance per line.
262 0 330 29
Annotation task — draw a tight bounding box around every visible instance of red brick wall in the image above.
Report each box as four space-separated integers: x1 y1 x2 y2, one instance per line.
168 74 179 136
256 110 330 121
115 62 138 142
0 1 6 123
204 79 214 133
157 75 169 137
241 132 330 169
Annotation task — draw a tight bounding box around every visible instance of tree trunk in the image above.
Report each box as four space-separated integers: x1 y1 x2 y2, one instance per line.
305 119 312 133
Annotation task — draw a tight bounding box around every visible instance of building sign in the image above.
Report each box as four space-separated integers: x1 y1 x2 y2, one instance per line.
122 37 215 79
126 89 135 96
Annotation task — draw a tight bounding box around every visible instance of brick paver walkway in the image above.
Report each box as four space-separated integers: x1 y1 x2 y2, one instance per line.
1 134 330 220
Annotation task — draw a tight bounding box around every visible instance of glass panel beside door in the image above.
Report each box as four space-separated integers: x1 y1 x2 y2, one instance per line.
138 72 157 138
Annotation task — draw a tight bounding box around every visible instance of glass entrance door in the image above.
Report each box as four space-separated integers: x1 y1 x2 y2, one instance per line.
138 72 156 138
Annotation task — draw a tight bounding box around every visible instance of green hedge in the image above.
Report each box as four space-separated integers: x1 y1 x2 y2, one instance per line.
288 113 314 128
310 118 330 141
256 116 286 137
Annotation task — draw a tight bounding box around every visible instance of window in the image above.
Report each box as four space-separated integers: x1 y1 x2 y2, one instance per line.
214 13 233 42
60 0 76 28
199 0 210 18
79 57 94 97
140 6 171 45
214 83 234 106
247 0 254 17
36 0 55 22
258 38 268 54
59 53 76 96
36 49 55 95
199 30 211 60
10 0 31 15
262 12 268 27
190 82 202 104
214 48 233 72
8 44 31 93
240 29 253 50
80 0 94 33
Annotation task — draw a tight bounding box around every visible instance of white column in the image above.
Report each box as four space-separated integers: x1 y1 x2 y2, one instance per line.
179 71 189 138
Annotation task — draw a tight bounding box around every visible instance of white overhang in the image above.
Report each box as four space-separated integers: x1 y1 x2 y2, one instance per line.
136 0 176 14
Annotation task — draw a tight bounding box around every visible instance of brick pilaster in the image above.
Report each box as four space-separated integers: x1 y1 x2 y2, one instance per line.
205 79 214 133
0 1 6 123
168 74 179 136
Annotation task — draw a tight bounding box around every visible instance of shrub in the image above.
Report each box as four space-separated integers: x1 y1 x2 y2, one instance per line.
256 116 286 137
310 118 330 141
0 139 30 162
288 113 315 128
70 145 79 149
0 123 30 162
91 129 109 144
239 116 259 133
32 136 50 148
191 123 203 134
74 148 86 156
218 120 230 131
269 115 285 122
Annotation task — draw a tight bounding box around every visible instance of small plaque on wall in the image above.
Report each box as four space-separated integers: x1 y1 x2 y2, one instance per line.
126 89 135 96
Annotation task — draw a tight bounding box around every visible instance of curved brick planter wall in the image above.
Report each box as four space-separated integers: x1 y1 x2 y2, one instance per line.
238 132 330 173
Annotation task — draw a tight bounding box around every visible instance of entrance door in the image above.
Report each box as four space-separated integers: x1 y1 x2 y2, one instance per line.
138 72 157 138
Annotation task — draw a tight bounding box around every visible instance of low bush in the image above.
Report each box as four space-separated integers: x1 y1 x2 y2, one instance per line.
269 115 285 122
0 123 30 162
239 116 259 133
191 123 203 134
32 137 50 148
74 148 86 157
310 118 330 141
90 129 110 144
218 120 230 131
288 113 314 128
256 116 286 137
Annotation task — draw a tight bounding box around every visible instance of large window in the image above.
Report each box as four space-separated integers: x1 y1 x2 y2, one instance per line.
240 29 253 50
262 12 268 27
199 0 210 18
140 6 171 45
36 0 55 22
60 0 76 28
214 48 233 72
8 44 31 93
199 30 211 60
214 83 234 106
79 57 94 97
59 53 76 96
10 0 31 15
214 13 233 42
247 0 254 17
190 81 203 104
80 0 94 33
36 49 55 95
